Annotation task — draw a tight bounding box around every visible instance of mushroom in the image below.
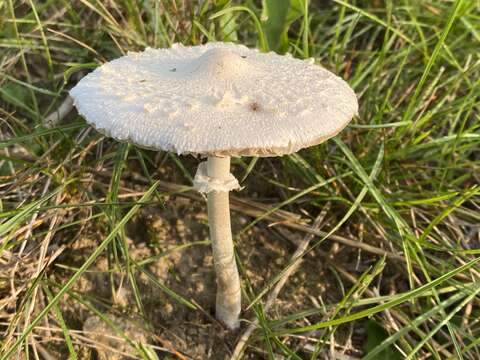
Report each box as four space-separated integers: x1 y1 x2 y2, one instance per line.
70 42 358 330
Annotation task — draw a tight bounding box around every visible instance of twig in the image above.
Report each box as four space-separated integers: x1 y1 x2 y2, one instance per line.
33 341 56 360
231 206 330 359
89 168 403 262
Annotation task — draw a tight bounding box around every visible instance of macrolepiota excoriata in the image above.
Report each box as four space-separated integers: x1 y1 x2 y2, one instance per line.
70 42 358 330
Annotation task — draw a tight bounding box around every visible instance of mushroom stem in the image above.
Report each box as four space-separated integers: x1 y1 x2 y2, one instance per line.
206 156 241 329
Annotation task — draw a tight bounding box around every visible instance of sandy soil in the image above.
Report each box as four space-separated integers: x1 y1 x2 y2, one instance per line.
49 194 367 359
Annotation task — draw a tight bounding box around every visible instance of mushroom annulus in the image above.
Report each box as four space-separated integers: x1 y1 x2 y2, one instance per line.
70 42 358 330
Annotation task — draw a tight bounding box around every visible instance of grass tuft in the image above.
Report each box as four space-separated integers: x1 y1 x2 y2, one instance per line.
0 0 479 358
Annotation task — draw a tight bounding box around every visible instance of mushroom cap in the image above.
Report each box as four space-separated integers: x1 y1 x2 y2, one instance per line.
70 42 358 157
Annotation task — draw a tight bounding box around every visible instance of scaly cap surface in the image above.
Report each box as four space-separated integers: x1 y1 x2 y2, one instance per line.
70 42 358 157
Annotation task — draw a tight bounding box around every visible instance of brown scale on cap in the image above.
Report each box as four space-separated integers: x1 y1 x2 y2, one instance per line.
248 101 261 112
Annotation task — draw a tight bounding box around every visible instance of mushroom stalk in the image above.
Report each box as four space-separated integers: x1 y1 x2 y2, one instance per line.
206 156 241 329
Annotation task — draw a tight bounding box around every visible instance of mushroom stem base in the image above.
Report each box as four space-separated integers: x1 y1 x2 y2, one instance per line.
206 156 241 330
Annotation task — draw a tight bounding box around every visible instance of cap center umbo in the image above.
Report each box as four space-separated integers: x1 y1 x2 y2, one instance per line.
190 47 249 79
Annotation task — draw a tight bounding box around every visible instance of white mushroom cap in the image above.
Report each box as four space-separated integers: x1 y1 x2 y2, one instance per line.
70 42 358 157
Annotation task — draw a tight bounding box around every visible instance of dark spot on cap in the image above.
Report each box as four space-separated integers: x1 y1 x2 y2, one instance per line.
139 79 146 83
249 101 261 112
170 68 177 72
241 55 247 59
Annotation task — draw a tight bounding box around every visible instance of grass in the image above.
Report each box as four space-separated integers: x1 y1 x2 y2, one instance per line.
1 0 479 359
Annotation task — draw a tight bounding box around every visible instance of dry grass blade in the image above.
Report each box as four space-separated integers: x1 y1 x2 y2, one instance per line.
231 204 331 359
1 0 479 358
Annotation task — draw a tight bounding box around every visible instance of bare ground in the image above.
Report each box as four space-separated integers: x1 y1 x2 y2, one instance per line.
42 193 373 359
